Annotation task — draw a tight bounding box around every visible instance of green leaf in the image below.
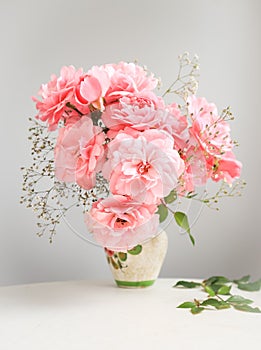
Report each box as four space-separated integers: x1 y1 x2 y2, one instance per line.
164 190 177 204
127 245 142 255
177 302 196 308
204 276 231 286
201 298 230 310
233 275 250 284
209 284 223 294
226 295 253 305
204 285 216 297
217 285 232 295
233 304 261 313
174 211 190 232
174 280 201 289
174 211 195 245
237 279 261 292
191 306 204 314
215 302 231 310
201 298 221 308
118 252 127 261
157 204 168 223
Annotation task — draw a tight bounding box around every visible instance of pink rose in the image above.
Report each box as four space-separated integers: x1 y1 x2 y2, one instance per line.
209 151 242 184
177 135 208 194
75 62 158 111
104 62 158 104
161 103 189 151
103 128 184 204
185 95 242 184
177 96 242 191
54 116 105 189
85 195 159 250
33 66 89 130
75 65 111 111
102 91 165 137
188 95 233 157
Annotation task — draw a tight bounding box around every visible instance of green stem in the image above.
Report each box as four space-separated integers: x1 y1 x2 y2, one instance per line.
160 199 175 215
66 102 83 116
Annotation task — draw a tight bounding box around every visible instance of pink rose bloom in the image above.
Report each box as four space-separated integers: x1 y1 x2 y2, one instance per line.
188 95 233 157
161 103 189 151
104 62 158 104
75 62 157 111
177 136 208 194
186 95 241 184
209 151 242 184
76 65 111 111
33 66 89 130
54 116 105 189
103 128 184 204
85 195 159 250
102 91 165 137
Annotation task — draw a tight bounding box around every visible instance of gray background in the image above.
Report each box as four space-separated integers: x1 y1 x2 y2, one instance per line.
0 0 260 286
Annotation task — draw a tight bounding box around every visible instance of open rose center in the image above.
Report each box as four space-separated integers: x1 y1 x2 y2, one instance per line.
115 217 129 228
137 161 151 175
126 96 154 109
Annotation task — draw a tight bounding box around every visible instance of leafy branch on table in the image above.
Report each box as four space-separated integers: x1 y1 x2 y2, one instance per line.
174 275 261 314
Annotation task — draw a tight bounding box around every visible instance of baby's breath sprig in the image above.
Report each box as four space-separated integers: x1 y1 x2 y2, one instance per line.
162 52 200 100
21 118 109 242
185 180 246 211
220 106 235 122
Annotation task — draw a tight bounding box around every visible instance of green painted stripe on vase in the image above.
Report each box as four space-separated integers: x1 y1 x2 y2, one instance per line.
115 280 155 288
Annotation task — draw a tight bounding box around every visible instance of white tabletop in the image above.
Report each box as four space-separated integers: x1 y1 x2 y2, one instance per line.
0 278 260 349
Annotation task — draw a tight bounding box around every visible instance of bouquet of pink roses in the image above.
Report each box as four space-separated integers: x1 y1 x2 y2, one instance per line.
21 53 243 251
